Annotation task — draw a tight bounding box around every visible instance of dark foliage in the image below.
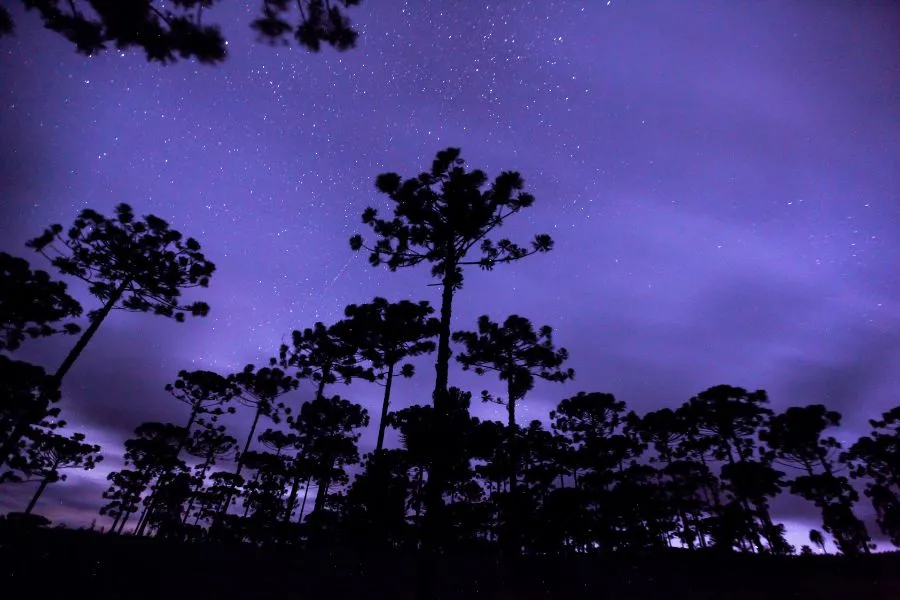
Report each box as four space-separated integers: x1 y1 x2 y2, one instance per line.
0 356 63 477
27 203 215 383
2 158 899 597
0 252 82 352
350 148 554 596
9 0 362 64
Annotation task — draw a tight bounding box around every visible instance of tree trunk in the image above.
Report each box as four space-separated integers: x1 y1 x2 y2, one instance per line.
316 370 328 401
505 378 520 556
109 512 121 534
422 272 455 532
418 268 456 600
283 446 308 523
412 467 424 518
237 406 263 477
0 280 129 469
375 363 395 455
54 278 130 383
183 453 214 525
117 510 132 534
24 477 50 515
314 457 335 512
135 492 154 535
242 479 256 518
212 407 263 527
137 410 197 536
297 472 313 522
284 475 301 523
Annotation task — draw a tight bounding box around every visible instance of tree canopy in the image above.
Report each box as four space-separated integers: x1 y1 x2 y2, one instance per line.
2 1 363 64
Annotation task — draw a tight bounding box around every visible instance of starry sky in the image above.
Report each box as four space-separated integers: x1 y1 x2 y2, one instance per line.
1 1 899 548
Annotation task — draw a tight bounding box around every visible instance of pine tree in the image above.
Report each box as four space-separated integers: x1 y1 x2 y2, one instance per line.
350 147 554 579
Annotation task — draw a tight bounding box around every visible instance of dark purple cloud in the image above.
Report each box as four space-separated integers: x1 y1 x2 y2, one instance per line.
1 1 898 550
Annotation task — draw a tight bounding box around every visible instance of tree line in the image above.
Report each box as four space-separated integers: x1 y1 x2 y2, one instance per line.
2 149 899 567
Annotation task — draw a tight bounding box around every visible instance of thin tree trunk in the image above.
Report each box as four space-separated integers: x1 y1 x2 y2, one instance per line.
109 512 121 534
182 495 197 526
284 473 302 523
3 280 130 503
238 406 263 477
283 449 307 523
418 268 456 600
315 371 328 401
54 278 130 383
505 378 520 556
135 492 154 535
375 363 395 455
213 405 264 526
422 273 455 534
24 477 50 515
314 458 334 512
412 467 424 518
182 452 214 525
117 510 132 534
297 473 313 522
137 410 197 536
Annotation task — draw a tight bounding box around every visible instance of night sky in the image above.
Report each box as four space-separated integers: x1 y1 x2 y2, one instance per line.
1 1 898 549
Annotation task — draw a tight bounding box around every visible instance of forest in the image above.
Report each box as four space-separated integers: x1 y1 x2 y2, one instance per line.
2 148 900 599
2 2 900 599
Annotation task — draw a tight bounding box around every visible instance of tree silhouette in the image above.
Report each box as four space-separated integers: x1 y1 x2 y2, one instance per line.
388 388 483 546
386 404 433 523
196 471 246 539
279 321 374 403
27 203 215 384
291 394 368 520
843 406 900 547
239 448 292 544
21 430 102 515
682 385 783 553
122 422 189 536
453 314 572 554
634 408 707 549
550 392 645 552
340 297 439 455
0 356 63 476
253 428 310 526
809 528 828 554
10 0 362 64
136 369 238 535
344 448 416 549
180 424 237 528
99 469 147 534
761 405 871 555
166 369 237 434
210 362 297 533
0 6 12 37
228 362 297 477
0 251 82 352
277 320 374 531
350 147 554 575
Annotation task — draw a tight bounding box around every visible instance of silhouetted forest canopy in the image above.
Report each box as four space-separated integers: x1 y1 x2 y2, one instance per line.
0 1 362 63
2 149 900 599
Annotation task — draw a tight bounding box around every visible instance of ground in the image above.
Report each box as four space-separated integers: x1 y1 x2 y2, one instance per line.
1 525 898 599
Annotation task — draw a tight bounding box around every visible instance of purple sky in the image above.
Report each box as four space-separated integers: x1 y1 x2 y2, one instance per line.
1 1 899 549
